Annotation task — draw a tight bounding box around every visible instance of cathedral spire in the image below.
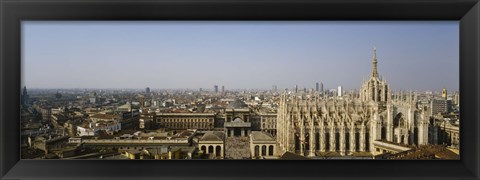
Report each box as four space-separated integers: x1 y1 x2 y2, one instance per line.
371 46 379 78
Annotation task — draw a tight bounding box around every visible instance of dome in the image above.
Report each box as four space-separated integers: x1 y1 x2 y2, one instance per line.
227 99 247 109
232 117 244 122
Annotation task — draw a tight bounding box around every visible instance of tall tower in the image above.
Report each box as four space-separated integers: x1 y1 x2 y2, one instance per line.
359 47 389 104
22 86 29 106
316 82 319 92
371 47 379 78
214 85 218 93
442 87 447 100
320 82 323 92
337 86 343 97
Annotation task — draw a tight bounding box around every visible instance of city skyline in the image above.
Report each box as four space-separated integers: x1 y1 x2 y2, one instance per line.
23 21 459 91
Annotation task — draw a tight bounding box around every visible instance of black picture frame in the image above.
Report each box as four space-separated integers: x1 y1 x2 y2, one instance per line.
1 0 479 179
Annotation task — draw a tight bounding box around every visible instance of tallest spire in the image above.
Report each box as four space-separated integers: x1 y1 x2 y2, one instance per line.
371 46 379 78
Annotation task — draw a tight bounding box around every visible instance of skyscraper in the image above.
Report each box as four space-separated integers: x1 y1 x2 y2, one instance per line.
442 87 448 100
145 87 150 94
337 86 343 96
316 82 319 92
222 86 225 93
272 85 277 92
320 82 324 92
294 85 298 93
21 86 29 106
214 85 218 93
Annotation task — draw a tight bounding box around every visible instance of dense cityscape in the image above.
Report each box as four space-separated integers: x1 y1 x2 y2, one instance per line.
20 48 460 160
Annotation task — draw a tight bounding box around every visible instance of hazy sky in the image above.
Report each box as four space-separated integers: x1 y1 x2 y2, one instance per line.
22 21 459 91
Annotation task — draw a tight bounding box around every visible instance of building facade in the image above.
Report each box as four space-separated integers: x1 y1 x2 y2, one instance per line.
156 113 215 130
276 48 431 157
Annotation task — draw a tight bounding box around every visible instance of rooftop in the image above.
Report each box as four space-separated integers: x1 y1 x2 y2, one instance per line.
89 114 120 120
200 131 225 142
280 152 310 160
81 129 196 141
250 131 275 142
227 99 248 109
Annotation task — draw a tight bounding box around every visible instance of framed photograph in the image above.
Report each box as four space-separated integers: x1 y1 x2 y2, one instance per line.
1 0 479 179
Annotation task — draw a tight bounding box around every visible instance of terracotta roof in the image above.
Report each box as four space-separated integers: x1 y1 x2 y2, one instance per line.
89 114 119 120
176 130 194 137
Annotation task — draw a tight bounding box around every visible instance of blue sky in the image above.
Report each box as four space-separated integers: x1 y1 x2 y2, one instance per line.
22 21 459 91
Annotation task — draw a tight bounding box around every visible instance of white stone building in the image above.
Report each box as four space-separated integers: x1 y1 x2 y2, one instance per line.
276 48 431 157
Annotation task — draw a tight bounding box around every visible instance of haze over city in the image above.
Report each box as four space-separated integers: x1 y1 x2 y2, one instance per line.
22 21 459 91
20 21 461 160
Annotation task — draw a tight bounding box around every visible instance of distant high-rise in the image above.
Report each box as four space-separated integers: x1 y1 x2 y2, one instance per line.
337 86 343 97
294 85 298 93
316 82 319 92
214 85 218 93
145 87 150 94
303 87 307 93
442 87 447 100
453 92 460 105
272 85 277 92
222 86 225 93
199 88 203 92
320 82 324 92
431 99 448 116
21 86 29 106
